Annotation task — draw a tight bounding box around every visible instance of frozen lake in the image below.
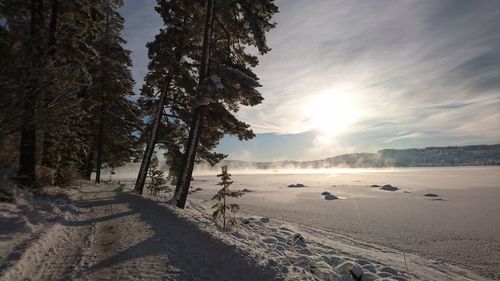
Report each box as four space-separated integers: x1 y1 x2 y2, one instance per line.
186 166 500 279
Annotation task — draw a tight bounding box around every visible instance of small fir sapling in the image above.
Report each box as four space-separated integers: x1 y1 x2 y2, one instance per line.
147 155 168 196
212 166 244 229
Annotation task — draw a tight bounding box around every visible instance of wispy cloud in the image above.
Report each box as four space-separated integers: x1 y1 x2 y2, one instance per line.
122 0 500 160
383 132 424 144
236 0 500 140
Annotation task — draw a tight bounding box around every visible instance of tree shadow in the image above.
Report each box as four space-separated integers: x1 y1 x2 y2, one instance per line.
82 190 280 281
56 210 138 226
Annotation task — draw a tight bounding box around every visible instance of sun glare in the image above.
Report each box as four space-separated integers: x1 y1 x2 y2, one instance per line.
305 90 359 136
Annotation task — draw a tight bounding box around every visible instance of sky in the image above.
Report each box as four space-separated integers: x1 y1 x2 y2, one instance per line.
121 0 500 162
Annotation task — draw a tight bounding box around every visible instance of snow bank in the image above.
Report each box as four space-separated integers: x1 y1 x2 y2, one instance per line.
0 182 78 277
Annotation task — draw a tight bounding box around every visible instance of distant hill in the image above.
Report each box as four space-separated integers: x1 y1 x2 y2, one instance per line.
207 144 500 170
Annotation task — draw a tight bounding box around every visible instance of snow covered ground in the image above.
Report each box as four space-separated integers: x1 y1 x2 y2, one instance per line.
184 166 500 280
1 182 282 280
1 166 498 280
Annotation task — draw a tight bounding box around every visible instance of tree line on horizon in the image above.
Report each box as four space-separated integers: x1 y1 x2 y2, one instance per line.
0 0 278 208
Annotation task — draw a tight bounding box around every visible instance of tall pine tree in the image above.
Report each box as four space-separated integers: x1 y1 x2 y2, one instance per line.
173 0 278 208
0 0 141 186
134 0 202 194
135 0 277 198
86 0 142 184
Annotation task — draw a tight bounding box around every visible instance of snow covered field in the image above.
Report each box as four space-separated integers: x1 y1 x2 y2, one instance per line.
184 166 500 279
1 166 498 280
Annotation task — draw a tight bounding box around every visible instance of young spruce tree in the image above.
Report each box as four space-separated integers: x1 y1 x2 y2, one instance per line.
146 154 168 196
212 166 243 230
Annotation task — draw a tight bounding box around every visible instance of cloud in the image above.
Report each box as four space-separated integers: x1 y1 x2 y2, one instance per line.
234 0 500 141
383 132 424 144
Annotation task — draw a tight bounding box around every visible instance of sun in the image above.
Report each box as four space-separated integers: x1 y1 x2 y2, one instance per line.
305 90 359 136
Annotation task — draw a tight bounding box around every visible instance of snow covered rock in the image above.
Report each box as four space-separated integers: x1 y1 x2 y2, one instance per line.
260 217 270 223
190 187 203 193
311 261 338 281
291 233 306 247
354 259 371 266
379 266 399 275
361 272 380 281
424 193 439 197
362 264 377 273
379 184 399 191
377 272 394 278
334 261 364 280
324 194 339 200
262 236 279 244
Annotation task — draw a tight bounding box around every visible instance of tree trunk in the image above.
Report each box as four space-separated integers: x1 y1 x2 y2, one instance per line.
41 0 59 168
17 0 44 186
48 0 58 50
223 190 226 230
134 84 169 194
134 14 188 194
82 148 93 181
95 110 104 183
95 0 110 184
173 0 215 208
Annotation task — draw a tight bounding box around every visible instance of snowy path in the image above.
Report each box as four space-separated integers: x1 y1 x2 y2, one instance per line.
1 184 279 281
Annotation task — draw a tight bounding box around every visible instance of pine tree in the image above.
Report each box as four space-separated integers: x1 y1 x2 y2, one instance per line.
0 1 30 140
133 0 201 194
212 166 243 230
135 0 224 193
173 0 278 208
39 0 105 186
0 0 140 187
133 0 277 203
16 0 45 186
87 0 142 183
146 154 168 196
